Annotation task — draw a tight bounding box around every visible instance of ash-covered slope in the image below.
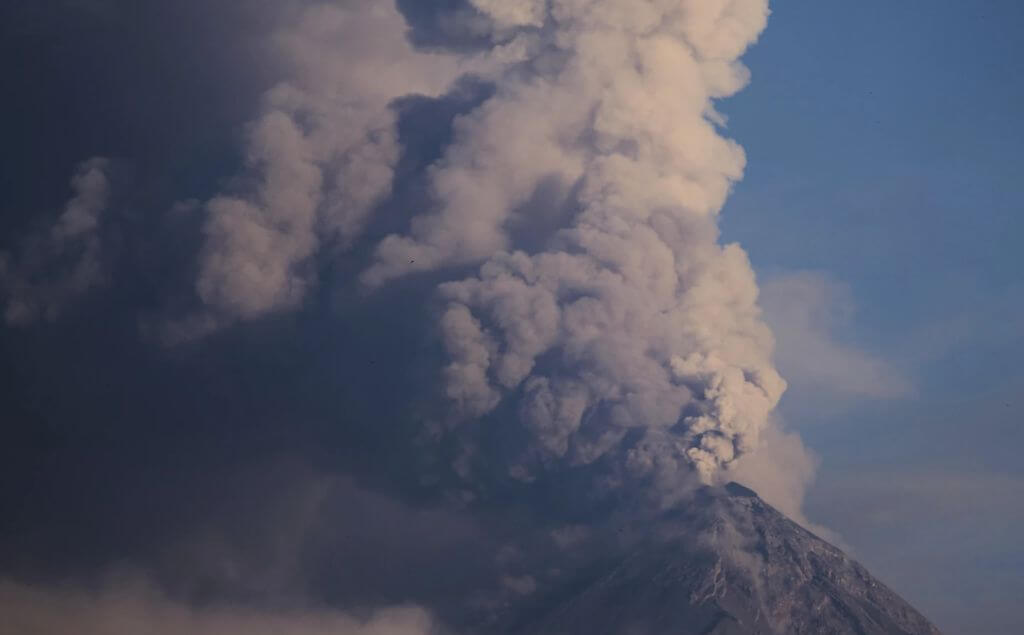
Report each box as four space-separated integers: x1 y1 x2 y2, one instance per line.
510 483 941 635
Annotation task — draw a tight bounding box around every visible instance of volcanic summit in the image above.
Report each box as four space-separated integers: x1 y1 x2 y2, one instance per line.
509 483 941 635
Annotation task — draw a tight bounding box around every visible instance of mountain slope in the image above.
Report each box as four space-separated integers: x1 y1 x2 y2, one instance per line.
511 483 941 635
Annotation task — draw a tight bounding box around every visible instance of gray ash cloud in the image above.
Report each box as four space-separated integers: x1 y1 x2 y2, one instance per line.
0 1 848 633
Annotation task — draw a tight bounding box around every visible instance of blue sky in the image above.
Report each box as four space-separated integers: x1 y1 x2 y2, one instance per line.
721 2 1024 633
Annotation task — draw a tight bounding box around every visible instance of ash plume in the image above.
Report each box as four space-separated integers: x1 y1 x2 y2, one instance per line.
168 1 534 342
365 0 785 494
0 3 954 634
165 0 790 496
165 2 468 340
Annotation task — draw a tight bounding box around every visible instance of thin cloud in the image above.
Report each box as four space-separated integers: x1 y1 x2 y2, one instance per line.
760 270 914 401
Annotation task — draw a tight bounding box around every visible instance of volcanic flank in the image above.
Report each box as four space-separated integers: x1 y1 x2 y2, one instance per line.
506 483 941 635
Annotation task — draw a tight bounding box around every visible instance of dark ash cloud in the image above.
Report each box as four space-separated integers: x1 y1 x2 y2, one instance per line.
0 1 817 633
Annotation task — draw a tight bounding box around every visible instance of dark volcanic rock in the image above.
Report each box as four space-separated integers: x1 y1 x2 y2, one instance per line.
510 484 941 635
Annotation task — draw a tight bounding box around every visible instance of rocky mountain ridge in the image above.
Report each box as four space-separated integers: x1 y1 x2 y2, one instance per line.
508 482 941 635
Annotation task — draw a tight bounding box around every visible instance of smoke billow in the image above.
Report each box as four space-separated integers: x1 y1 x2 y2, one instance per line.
165 0 788 495
166 1 538 342
162 2 464 340
363 0 785 495
0 2 824 631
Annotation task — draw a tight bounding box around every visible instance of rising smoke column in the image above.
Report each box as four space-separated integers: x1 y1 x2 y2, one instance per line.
365 0 785 493
173 0 786 494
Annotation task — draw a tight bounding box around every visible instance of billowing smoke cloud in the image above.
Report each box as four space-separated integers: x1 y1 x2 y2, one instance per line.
165 0 546 343
163 2 467 341
0 157 110 325
0 578 438 635
0 2 842 630
1 0 796 506
360 0 785 493
164 0 790 494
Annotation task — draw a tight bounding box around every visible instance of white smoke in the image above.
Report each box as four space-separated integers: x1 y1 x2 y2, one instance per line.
0 157 111 325
364 0 785 492
729 420 843 544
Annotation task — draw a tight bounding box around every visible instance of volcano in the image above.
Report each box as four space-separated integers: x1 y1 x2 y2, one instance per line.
508 483 941 635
